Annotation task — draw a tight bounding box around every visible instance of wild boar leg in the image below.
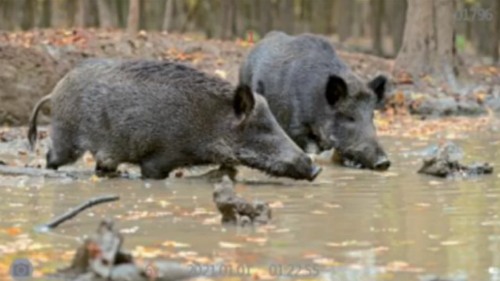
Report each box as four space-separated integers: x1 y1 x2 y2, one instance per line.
94 151 119 177
139 155 173 179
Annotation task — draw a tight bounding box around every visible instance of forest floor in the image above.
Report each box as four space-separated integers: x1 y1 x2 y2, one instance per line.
0 28 499 138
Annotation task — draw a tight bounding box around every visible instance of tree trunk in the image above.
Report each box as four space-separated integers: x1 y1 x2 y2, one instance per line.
473 0 492 56
21 0 36 30
36 0 51 28
278 0 294 34
96 0 116 29
371 0 384 56
259 0 273 36
163 0 174 31
390 0 407 56
1 0 20 30
312 0 329 34
492 0 500 63
336 0 353 42
172 0 187 32
51 0 69 28
219 0 236 39
75 0 89 28
127 0 140 34
394 0 460 85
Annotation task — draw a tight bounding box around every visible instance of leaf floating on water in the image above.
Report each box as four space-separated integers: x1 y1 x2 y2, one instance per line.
326 240 372 247
272 228 290 234
5 227 22 236
176 251 198 258
429 180 442 186
120 226 139 234
313 257 338 266
162 241 191 248
218 242 243 249
269 201 284 208
158 200 171 207
385 260 424 273
415 203 431 208
244 237 268 245
303 252 322 260
440 240 463 246
386 261 409 270
202 216 220 225
323 203 342 209
311 210 327 215
132 246 163 258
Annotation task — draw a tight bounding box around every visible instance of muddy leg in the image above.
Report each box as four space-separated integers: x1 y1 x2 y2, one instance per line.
140 158 172 179
94 152 119 178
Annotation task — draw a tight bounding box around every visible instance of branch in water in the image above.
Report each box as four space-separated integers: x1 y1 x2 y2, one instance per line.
37 195 120 231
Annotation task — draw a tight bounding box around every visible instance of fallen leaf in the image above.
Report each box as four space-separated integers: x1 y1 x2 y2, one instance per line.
313 257 338 266
311 210 327 215
219 242 243 249
244 237 268 244
5 227 22 236
269 201 284 208
162 241 191 248
440 240 463 246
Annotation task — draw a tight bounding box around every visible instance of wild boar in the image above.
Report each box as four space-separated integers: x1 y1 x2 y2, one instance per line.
28 59 321 180
240 31 390 170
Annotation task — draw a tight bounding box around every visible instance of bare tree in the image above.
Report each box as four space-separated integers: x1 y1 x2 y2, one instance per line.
220 0 237 39
96 0 116 28
51 0 69 28
259 0 273 36
163 0 174 31
336 0 354 42
371 0 384 56
390 0 407 55
395 0 460 85
279 0 294 34
312 0 329 34
75 0 89 28
127 0 140 34
21 0 36 30
492 0 500 63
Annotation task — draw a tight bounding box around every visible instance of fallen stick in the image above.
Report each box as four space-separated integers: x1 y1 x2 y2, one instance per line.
36 195 120 232
0 165 78 179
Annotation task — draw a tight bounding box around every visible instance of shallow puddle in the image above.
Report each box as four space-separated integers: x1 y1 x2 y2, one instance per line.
1 124 500 281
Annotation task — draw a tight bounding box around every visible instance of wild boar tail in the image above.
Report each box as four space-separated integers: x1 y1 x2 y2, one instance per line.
28 94 51 151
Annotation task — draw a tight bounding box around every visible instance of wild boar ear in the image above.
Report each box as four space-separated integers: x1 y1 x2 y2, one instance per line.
325 75 348 106
233 84 255 119
368 75 388 103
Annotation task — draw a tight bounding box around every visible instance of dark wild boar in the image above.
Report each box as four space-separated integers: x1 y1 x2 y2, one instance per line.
28 60 321 180
240 31 390 170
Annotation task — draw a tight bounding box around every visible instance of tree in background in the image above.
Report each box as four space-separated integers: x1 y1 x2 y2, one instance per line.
0 0 497 63
394 0 461 85
127 0 140 34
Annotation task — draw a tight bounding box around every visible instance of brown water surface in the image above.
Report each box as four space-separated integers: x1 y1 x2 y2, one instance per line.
0 125 500 281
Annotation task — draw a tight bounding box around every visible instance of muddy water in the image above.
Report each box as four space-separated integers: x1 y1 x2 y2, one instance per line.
1 126 500 281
